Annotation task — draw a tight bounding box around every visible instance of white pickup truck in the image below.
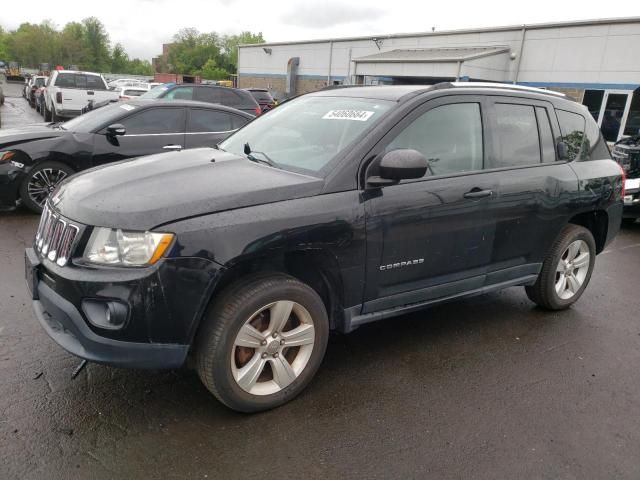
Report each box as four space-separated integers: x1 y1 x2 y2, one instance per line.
43 70 119 121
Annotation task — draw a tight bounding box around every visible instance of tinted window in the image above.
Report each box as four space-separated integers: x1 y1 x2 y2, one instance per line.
188 109 235 132
220 89 244 107
120 107 185 134
231 115 249 129
55 73 106 90
386 103 483 176
194 87 222 104
557 110 585 161
123 89 145 97
536 107 556 163
249 90 274 103
493 104 540 167
165 87 193 100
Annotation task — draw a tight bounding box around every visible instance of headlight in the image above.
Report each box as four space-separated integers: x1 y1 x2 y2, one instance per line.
0 151 15 163
83 228 174 267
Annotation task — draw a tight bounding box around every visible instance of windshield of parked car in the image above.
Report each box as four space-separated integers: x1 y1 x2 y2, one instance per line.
61 102 135 133
219 95 393 175
140 85 170 99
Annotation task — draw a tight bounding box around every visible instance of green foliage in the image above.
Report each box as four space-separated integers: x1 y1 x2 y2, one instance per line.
0 19 263 78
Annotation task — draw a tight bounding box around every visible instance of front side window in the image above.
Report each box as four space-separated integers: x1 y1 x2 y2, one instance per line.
386 103 483 176
493 103 541 168
220 96 393 175
120 107 185 134
557 110 586 161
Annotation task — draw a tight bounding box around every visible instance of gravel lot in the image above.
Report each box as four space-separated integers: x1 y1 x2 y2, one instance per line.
1 76 640 479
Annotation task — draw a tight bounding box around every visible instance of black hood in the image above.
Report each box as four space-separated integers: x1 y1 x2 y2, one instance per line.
0 123 64 147
53 148 324 230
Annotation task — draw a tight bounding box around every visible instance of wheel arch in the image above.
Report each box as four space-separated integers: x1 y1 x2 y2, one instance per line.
190 248 347 345
567 210 608 254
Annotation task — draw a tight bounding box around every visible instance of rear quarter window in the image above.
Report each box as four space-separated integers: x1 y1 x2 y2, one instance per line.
556 110 586 161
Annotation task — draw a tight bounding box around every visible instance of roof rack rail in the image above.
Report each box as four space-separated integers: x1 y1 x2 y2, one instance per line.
432 81 566 98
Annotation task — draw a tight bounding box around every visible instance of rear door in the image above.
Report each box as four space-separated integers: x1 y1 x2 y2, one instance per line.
91 106 186 166
363 96 499 313
184 108 249 148
484 96 579 283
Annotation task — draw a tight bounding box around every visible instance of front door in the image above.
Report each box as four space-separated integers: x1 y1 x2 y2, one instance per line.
92 106 186 166
362 96 498 313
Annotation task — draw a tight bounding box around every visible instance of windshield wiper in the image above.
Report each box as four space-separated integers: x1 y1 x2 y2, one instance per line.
244 142 277 168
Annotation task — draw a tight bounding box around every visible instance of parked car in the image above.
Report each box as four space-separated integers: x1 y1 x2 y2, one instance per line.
107 78 147 89
611 134 640 225
24 83 623 412
141 83 261 116
26 76 47 108
116 86 149 101
245 88 277 111
0 99 252 211
43 70 119 121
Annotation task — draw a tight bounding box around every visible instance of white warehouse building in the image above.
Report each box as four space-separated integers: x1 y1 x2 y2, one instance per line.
238 17 640 142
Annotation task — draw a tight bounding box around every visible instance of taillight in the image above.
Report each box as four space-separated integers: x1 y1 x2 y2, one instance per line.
619 163 626 200
119 96 129 101
55 92 62 104
255 105 262 116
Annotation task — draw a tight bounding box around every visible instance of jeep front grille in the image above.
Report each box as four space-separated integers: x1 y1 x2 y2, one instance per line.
34 204 80 267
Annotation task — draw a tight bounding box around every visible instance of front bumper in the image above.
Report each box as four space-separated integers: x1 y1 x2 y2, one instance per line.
26 247 223 369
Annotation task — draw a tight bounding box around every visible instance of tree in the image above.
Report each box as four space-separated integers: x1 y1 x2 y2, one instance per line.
168 28 221 75
81 17 110 71
111 43 128 73
59 22 87 67
199 58 227 80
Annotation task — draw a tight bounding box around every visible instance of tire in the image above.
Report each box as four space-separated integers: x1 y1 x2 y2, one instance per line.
44 104 52 122
196 273 329 413
621 218 636 227
19 161 75 213
51 106 59 123
525 224 596 310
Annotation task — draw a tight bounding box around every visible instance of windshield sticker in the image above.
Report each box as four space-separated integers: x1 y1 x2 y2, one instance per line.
120 104 136 111
322 110 375 121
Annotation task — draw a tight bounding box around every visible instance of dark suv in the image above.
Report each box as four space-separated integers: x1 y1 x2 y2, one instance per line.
26 83 623 412
141 84 262 116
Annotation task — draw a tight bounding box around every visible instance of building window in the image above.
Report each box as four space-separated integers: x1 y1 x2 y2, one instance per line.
582 90 604 121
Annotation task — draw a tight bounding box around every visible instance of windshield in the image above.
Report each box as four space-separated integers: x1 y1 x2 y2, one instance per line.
140 85 169 99
61 102 135 133
219 95 393 175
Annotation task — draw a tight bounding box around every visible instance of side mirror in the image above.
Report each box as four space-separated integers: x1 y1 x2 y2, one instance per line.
106 123 126 136
557 141 569 160
367 149 429 187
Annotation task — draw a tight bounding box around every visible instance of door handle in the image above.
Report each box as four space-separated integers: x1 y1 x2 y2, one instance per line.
163 145 183 150
463 188 493 199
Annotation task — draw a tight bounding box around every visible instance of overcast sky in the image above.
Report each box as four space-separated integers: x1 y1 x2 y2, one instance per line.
3 0 640 59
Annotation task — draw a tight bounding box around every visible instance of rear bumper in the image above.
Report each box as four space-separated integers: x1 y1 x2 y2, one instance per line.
33 280 189 369
55 108 82 118
623 188 640 219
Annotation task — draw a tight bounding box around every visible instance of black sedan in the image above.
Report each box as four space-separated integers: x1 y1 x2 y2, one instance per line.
0 100 252 212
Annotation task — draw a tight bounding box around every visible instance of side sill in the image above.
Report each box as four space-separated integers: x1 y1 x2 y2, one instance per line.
342 274 538 332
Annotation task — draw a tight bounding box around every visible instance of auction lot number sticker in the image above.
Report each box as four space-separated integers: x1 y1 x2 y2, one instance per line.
323 110 375 121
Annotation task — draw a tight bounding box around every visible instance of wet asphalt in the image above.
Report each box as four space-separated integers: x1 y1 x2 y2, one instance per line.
1 77 640 479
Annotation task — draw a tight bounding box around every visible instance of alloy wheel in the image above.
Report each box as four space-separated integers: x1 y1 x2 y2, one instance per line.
231 300 316 396
555 239 590 299
27 168 68 207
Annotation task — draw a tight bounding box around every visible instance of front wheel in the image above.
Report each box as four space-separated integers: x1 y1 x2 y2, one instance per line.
525 224 596 310
19 161 74 213
196 273 329 412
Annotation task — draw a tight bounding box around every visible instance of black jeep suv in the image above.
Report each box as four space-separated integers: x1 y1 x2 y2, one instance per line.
26 83 624 412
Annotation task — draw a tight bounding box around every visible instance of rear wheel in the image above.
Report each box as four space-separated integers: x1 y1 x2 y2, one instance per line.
51 107 59 123
19 161 74 213
44 104 52 122
196 273 329 412
525 224 596 310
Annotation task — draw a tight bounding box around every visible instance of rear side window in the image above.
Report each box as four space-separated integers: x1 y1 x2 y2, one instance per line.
120 107 185 134
493 104 540 167
188 109 235 132
194 87 222 104
55 73 106 90
250 90 274 103
386 103 483 176
220 89 245 107
556 110 586 161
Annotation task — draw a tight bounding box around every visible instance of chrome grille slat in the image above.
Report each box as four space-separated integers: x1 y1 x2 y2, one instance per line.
33 203 81 267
